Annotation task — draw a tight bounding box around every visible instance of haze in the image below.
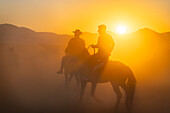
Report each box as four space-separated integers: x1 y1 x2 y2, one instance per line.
0 0 170 34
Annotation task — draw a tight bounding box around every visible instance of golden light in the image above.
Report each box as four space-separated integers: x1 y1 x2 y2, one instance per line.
116 25 127 34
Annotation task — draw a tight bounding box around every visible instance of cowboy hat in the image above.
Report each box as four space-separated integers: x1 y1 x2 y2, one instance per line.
73 29 82 35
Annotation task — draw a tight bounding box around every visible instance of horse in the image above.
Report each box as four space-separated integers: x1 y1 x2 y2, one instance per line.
62 47 136 111
78 56 136 112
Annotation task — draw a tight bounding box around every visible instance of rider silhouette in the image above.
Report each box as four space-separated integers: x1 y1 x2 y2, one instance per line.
90 25 115 69
57 29 89 74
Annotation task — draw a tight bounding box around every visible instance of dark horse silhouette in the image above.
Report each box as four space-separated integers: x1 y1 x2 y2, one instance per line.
78 59 136 111
62 47 136 112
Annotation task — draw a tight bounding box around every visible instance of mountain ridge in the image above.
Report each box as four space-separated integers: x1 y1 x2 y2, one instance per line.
0 23 169 45
1 23 170 35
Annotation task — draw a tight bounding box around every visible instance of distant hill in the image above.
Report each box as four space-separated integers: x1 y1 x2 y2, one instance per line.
0 24 71 45
0 23 169 45
0 23 170 56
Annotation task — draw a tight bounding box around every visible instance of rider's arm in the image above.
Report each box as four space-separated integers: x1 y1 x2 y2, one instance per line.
91 44 98 48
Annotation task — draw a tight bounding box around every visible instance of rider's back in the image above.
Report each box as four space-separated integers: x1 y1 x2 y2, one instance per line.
65 37 90 60
65 37 85 55
97 33 114 56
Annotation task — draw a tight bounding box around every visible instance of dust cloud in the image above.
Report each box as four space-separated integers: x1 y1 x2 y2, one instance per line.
0 27 170 113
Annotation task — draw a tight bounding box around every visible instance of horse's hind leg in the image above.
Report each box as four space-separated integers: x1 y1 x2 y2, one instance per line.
120 83 133 111
79 80 87 102
123 83 135 112
111 82 122 110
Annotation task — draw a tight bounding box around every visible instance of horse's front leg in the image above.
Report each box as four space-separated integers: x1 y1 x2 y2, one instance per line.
79 79 87 102
91 82 102 103
68 73 74 84
64 72 69 89
91 82 97 97
75 74 80 95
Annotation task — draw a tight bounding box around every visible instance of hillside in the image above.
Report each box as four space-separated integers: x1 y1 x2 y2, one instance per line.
0 24 71 45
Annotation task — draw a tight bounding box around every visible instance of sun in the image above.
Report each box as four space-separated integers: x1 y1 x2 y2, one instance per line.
116 25 127 34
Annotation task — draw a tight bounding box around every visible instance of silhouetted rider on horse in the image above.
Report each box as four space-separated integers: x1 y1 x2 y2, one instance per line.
90 24 115 70
57 26 136 111
57 25 114 74
57 29 89 74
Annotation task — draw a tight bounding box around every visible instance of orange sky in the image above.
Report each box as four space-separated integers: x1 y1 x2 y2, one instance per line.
0 0 170 34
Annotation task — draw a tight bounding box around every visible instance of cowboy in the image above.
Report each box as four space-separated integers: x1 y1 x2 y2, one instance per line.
91 24 115 69
57 29 89 74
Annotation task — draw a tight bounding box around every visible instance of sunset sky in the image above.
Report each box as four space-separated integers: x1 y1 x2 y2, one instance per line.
0 0 170 34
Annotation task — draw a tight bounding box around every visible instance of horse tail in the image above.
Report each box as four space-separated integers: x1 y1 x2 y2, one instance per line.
125 67 136 110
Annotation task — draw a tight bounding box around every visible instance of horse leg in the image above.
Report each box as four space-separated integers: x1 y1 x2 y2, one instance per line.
79 80 87 102
121 83 135 112
111 82 122 110
65 72 69 89
119 82 132 111
90 82 102 103
75 74 80 95
68 73 74 85
65 73 74 90
91 82 97 97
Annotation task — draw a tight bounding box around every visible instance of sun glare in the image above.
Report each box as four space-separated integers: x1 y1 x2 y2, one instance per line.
116 25 127 34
